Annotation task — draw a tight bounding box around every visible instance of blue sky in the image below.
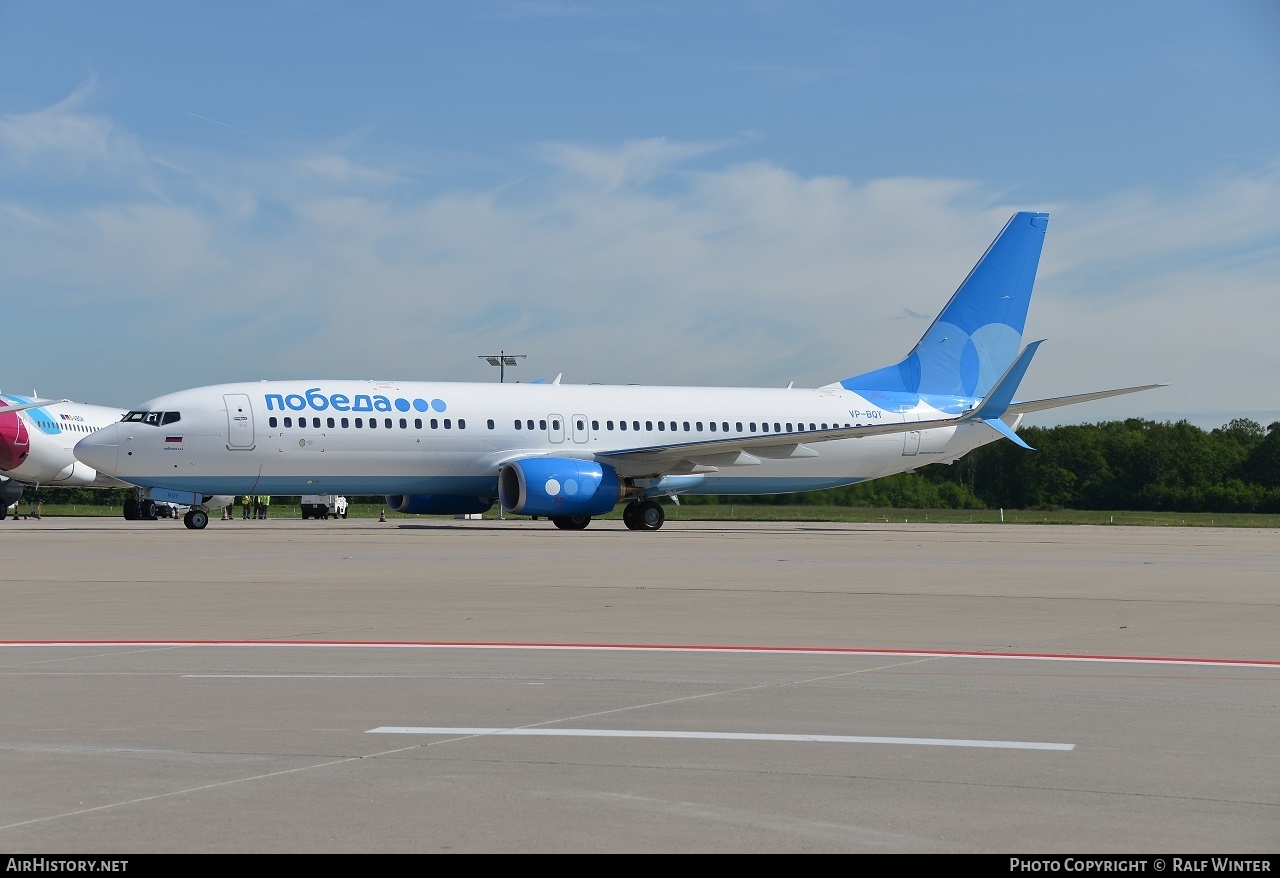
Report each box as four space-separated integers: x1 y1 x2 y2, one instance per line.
2 0 1278 430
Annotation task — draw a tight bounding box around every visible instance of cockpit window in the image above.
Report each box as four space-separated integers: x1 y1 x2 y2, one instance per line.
123 411 181 426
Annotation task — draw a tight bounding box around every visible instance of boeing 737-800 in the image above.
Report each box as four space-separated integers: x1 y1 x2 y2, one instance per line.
75 212 1162 530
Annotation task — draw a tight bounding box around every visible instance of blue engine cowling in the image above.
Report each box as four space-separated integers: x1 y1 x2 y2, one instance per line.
385 494 495 515
499 458 622 517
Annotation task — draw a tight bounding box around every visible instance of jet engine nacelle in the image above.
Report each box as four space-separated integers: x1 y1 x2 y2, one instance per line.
498 457 622 517
384 494 495 516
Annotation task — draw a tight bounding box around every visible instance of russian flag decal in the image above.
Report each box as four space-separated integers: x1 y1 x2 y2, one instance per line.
165 435 183 443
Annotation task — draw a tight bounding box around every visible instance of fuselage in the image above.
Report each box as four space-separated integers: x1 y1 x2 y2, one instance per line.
74 379 999 498
0 395 130 487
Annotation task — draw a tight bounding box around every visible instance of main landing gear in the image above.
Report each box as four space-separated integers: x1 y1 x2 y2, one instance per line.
622 499 664 531
546 499 666 531
182 508 210 530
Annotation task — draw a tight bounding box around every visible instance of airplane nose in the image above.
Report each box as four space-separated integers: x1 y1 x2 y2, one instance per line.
75 425 121 475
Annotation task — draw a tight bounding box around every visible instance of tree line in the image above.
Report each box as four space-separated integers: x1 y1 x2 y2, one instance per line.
682 417 1280 513
24 418 1280 514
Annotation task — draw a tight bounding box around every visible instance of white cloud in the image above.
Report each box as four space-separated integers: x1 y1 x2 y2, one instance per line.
2 89 1278 432
0 76 150 184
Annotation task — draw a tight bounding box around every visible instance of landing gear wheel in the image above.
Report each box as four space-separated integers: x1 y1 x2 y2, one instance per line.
551 514 591 530
636 500 664 531
140 498 157 520
183 509 209 530
123 498 139 521
623 502 641 530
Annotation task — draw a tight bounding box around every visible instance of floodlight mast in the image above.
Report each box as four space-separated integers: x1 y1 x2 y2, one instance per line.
478 350 526 383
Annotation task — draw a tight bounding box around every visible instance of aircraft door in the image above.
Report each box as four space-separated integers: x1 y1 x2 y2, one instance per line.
901 405 920 456
547 414 565 444
571 414 589 444
224 393 256 450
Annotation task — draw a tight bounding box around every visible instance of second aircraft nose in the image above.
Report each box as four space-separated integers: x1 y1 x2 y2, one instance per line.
74 425 121 475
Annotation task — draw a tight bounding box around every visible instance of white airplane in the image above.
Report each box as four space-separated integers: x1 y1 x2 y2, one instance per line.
75 211 1162 531
1 392 230 521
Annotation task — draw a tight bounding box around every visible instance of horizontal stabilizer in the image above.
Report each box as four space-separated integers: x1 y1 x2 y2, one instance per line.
983 417 1034 450
1005 384 1168 417
0 398 71 414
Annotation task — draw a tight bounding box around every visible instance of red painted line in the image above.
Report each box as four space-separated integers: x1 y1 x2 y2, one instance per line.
0 640 1276 668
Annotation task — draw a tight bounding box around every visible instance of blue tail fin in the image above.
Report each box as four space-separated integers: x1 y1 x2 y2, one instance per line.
837 211 1049 404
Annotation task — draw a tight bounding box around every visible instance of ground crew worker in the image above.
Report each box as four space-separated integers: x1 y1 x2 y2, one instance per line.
241 496 252 519
260 495 270 519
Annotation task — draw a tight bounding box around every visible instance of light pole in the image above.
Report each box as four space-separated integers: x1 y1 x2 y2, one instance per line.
479 351 526 383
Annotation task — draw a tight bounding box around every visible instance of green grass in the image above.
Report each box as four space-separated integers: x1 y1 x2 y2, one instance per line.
15 501 1280 528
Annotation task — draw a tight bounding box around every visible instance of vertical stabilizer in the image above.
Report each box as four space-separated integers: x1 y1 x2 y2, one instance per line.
837 211 1048 403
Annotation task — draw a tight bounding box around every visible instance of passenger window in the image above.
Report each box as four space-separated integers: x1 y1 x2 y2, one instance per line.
459 419 466 429
576 419 584 430
355 418 363 428
342 418 349 428
722 422 729 432
620 421 628 431
658 421 665 431
786 423 793 432
645 421 652 431
487 419 495 429
399 418 407 429
284 417 293 428
327 417 335 428
683 421 690 431
632 421 640 431
540 420 547 430
527 420 535 430
415 419 422 429
269 417 278 428
514 420 522 430
696 421 703 431
552 419 559 430
444 419 451 429
775 423 781 432
607 420 614 430
591 420 599 430
749 422 756 431
369 419 377 429
431 418 438 429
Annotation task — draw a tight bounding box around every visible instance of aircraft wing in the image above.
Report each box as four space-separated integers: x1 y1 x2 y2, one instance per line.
594 412 973 475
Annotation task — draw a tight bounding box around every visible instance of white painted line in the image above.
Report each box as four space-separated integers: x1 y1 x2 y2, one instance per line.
367 726 1074 750
3 641 1275 668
